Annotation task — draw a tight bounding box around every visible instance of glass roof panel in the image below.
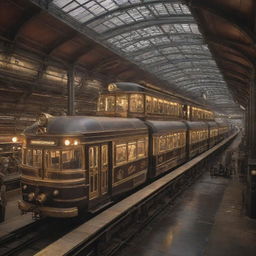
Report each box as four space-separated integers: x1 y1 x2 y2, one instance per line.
48 0 240 113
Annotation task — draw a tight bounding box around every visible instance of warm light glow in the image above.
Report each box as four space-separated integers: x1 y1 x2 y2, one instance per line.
74 140 79 146
12 137 17 143
64 139 71 146
31 140 55 145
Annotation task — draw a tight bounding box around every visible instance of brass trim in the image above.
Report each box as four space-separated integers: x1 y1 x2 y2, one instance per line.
21 176 86 188
18 200 78 218
53 195 87 202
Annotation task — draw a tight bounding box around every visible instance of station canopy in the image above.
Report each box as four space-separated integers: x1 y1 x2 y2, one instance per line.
33 0 241 115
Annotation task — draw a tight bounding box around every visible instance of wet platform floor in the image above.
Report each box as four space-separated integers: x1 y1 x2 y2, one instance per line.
116 172 256 256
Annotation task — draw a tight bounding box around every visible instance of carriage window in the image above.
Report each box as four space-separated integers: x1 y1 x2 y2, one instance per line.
116 143 127 164
116 95 128 112
26 149 42 168
45 150 60 169
128 142 137 161
159 136 167 152
173 134 177 148
168 134 174 150
129 94 144 113
101 145 108 167
98 96 105 112
164 101 168 114
153 98 158 113
33 149 42 168
177 133 180 147
146 96 152 113
62 149 82 169
137 139 145 157
89 147 98 168
106 96 115 112
158 99 164 114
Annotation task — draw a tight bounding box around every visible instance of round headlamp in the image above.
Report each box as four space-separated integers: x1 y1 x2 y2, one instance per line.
12 136 18 143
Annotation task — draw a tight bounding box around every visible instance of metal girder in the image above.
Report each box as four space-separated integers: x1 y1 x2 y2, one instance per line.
224 74 249 85
136 52 211 62
144 57 215 71
222 69 250 82
6 9 42 41
172 78 225 86
206 36 256 66
216 56 253 74
120 32 202 49
156 67 219 77
83 0 182 26
123 37 205 57
189 0 256 43
102 16 195 39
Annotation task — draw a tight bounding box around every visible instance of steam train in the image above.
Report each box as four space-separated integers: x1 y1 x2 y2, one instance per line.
18 83 230 218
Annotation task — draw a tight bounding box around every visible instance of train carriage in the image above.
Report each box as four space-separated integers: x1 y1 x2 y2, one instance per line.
207 121 219 148
97 82 214 121
145 121 187 178
97 82 185 120
19 115 148 217
18 82 228 218
186 122 209 159
216 121 230 142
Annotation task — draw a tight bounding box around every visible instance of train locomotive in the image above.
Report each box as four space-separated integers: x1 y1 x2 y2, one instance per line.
18 83 230 218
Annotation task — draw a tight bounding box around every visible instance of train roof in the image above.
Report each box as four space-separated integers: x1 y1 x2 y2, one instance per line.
206 121 218 128
145 121 187 134
108 82 145 92
216 120 229 127
186 121 209 130
23 116 148 135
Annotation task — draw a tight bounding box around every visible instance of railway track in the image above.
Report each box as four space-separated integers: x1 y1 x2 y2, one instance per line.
0 216 89 256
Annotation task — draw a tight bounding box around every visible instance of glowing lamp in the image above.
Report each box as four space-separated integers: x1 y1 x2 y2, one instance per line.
64 139 70 146
12 136 18 143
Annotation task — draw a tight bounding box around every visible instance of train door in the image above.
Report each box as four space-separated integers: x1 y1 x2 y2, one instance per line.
88 143 110 201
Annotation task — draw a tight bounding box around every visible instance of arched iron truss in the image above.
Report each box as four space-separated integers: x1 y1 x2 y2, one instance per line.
34 0 240 114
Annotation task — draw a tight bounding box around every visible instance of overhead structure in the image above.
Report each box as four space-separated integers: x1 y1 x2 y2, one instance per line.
34 0 241 115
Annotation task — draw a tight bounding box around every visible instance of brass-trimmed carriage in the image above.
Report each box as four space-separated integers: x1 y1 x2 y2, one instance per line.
19 116 148 217
18 82 229 218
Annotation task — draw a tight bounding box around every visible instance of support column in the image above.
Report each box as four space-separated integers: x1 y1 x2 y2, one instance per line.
67 66 75 116
247 79 256 218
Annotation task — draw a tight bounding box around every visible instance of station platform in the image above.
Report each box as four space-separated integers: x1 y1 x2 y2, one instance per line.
116 164 256 255
0 189 34 237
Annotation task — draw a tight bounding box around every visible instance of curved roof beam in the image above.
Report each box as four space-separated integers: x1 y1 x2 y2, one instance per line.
206 36 256 66
191 0 256 43
102 17 195 39
7 9 42 41
124 37 207 56
46 32 78 55
83 0 183 25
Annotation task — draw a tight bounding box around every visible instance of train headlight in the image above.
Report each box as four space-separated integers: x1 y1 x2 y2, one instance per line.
64 139 70 146
12 136 18 143
28 192 35 201
37 193 47 204
52 190 59 196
